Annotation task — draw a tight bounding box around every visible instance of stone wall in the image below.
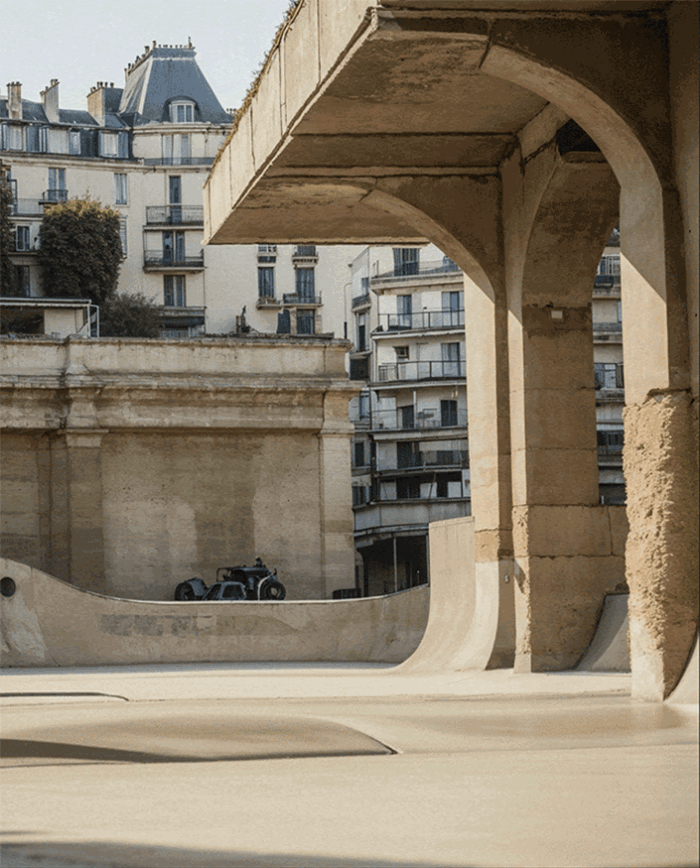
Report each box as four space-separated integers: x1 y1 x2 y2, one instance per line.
0 336 359 600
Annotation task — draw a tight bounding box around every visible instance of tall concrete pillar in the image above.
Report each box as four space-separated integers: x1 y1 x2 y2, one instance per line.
503 146 624 671
49 429 108 593
621 186 699 701
367 176 516 667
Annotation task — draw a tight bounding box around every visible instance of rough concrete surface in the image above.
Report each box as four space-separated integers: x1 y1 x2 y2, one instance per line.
0 663 697 868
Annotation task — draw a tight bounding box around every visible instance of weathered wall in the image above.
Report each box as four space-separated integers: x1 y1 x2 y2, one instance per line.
0 558 429 667
0 336 359 600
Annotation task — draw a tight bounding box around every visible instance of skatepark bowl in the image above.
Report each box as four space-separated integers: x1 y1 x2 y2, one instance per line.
1 556 698 868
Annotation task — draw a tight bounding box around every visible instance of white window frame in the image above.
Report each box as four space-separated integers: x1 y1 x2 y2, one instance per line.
99 131 118 158
114 173 128 205
15 225 31 251
170 101 195 123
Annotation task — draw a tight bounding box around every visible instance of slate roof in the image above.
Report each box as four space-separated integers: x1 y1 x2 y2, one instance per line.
119 46 230 126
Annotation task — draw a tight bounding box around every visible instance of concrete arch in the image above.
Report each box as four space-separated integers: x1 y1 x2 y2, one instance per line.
481 37 697 698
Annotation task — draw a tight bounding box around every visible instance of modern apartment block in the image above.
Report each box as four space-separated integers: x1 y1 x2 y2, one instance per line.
0 44 351 339
348 236 625 596
348 244 470 597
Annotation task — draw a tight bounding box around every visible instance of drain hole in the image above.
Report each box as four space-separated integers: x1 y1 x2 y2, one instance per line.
1 577 17 598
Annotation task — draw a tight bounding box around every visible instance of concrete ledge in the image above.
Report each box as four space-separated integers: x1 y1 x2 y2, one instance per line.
0 559 429 667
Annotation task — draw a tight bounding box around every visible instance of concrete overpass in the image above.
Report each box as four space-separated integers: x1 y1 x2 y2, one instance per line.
204 0 699 701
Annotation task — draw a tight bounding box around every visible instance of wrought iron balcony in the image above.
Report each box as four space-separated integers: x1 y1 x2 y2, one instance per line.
141 157 214 166
293 245 318 259
41 189 68 203
144 253 204 270
351 292 371 310
11 198 44 216
370 408 468 431
282 293 322 306
371 258 461 285
381 449 470 472
592 321 622 332
256 295 282 309
375 308 464 333
145 205 203 225
376 360 465 383
594 362 624 391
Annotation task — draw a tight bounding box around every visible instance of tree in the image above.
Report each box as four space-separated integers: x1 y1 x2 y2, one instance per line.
0 166 17 296
100 292 162 338
38 198 122 305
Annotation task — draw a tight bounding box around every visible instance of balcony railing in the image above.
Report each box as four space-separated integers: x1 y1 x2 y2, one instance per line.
145 205 203 225
282 293 322 306
41 189 68 203
370 408 468 431
371 258 461 285
594 362 624 390
598 443 624 456
144 253 204 270
375 308 464 333
383 449 469 472
593 274 621 292
376 360 465 383
352 292 371 309
593 321 622 332
11 198 44 216
141 157 214 166
293 245 318 258
256 295 282 308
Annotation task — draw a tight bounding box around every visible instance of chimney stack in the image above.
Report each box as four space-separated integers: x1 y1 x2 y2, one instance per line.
40 79 59 124
7 82 22 120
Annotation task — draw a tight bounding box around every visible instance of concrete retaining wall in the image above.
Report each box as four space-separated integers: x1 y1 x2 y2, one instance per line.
0 558 429 667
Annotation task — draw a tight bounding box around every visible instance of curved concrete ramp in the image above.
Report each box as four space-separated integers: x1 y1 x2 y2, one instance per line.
666 634 699 707
399 516 514 673
577 594 630 672
0 559 428 668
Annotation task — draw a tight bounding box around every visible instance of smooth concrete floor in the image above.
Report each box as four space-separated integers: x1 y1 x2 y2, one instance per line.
0 664 698 868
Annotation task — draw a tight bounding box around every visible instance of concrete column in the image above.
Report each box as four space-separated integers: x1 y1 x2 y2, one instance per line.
367 176 516 667
503 147 624 672
318 392 355 597
621 185 699 701
49 430 108 593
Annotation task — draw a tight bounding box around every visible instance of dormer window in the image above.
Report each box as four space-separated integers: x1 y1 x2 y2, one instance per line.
170 101 195 123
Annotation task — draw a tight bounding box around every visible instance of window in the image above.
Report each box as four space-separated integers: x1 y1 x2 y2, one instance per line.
442 290 462 326
441 400 458 427
359 393 370 419
441 342 461 375
119 217 127 257
69 131 81 155
163 275 186 307
352 486 368 507
98 131 118 157
354 442 365 468
15 225 31 252
597 429 624 455
350 358 369 380
258 267 275 298
598 254 621 276
170 101 195 123
162 231 185 262
48 167 66 192
397 294 412 328
393 247 419 276
394 346 409 360
400 405 415 430
114 173 127 205
24 126 39 153
295 268 315 300
296 310 315 334
397 441 420 469
397 478 421 499
14 265 31 297
357 321 366 352
162 134 191 164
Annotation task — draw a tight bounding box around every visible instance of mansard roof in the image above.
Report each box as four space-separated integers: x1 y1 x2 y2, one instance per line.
119 45 230 126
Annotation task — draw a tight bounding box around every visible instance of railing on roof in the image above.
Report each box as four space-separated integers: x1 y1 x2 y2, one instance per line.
376 360 465 383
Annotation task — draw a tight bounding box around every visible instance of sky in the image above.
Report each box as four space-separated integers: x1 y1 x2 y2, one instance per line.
1 0 293 113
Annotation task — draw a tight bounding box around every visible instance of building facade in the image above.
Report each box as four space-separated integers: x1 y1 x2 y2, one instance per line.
1 44 353 340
